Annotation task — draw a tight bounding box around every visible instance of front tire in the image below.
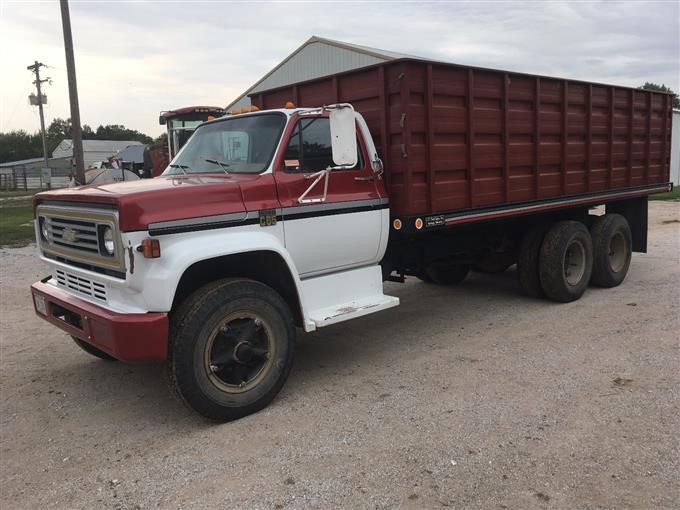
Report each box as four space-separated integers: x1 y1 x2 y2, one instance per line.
167 278 295 422
539 221 593 303
590 214 632 288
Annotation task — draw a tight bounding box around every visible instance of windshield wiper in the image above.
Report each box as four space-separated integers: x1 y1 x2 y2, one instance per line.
168 163 189 174
202 157 231 174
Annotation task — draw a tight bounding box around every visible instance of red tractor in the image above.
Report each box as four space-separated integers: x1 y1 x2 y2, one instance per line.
144 106 226 177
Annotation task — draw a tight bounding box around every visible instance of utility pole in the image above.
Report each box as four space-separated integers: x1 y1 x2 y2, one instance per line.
59 0 85 185
27 61 51 188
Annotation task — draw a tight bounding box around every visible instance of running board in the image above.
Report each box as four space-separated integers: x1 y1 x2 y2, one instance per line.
300 265 399 331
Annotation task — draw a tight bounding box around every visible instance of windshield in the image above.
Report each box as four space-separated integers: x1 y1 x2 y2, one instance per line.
163 113 286 175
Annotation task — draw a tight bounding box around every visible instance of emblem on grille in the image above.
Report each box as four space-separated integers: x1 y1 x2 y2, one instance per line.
62 227 78 243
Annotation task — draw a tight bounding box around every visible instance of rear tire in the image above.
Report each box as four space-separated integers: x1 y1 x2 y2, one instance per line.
167 278 296 422
590 214 632 288
71 336 117 361
539 221 593 303
424 263 470 285
517 224 548 298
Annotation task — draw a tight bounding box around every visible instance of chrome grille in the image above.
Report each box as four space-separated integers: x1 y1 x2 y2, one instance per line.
36 204 125 276
46 217 100 253
55 269 107 301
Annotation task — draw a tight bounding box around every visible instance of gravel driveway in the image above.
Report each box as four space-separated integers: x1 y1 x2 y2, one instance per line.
1 202 678 509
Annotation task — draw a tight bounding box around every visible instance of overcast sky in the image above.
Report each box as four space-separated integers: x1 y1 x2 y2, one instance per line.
1 1 678 137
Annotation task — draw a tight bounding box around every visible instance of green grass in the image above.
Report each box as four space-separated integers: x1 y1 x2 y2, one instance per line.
0 202 35 247
0 189 38 199
648 188 680 201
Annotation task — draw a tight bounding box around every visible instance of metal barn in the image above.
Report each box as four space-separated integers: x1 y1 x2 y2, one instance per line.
226 36 419 111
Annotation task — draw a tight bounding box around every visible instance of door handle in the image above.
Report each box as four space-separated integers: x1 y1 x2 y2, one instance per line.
354 176 374 182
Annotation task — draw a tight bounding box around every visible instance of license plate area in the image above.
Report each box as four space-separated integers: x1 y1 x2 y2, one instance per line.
51 302 83 330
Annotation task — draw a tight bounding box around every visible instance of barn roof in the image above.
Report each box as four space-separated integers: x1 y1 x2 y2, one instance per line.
226 36 423 110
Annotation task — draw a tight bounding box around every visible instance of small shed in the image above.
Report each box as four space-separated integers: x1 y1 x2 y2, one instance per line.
52 139 143 168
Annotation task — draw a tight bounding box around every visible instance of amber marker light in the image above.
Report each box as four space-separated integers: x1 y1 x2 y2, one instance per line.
285 101 296 109
393 218 402 230
415 218 424 230
140 239 161 258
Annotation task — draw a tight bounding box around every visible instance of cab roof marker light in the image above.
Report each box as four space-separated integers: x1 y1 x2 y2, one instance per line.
393 219 402 230
285 101 296 109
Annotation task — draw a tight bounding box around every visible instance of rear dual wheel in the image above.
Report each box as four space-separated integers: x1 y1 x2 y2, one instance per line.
590 214 632 288
538 221 593 303
519 215 632 302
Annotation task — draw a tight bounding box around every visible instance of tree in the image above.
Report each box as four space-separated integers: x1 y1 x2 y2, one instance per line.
0 130 42 163
46 118 72 154
0 119 155 163
95 124 152 144
639 82 680 109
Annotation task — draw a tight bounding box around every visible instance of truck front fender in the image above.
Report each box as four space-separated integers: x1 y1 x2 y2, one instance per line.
131 225 306 321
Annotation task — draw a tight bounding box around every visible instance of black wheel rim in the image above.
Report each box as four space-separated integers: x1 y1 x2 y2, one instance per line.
203 311 275 393
564 239 586 286
608 232 627 273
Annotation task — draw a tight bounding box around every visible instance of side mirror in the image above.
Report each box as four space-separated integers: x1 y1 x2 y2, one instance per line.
371 157 384 175
329 106 357 167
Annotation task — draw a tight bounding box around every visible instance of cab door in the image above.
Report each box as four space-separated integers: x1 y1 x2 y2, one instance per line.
274 115 385 277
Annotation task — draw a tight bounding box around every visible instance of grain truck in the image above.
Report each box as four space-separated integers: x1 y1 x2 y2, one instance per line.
31 58 673 421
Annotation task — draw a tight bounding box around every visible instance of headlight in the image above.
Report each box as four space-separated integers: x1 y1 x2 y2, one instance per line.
39 217 49 241
102 226 115 255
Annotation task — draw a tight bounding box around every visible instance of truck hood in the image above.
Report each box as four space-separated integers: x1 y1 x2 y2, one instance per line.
34 174 263 232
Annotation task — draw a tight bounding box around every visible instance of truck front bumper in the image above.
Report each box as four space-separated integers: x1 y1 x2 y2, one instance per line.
31 277 168 362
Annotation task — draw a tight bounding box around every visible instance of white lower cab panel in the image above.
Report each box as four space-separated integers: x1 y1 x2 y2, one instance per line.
301 265 399 330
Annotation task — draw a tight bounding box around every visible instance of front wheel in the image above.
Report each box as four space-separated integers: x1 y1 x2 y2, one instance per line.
167 278 296 421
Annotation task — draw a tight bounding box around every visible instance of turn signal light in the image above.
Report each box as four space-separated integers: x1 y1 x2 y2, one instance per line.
140 239 161 258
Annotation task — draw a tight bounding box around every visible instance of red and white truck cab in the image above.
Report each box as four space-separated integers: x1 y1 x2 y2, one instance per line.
31 105 398 420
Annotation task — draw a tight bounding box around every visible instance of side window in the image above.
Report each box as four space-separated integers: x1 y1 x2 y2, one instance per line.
284 118 363 172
